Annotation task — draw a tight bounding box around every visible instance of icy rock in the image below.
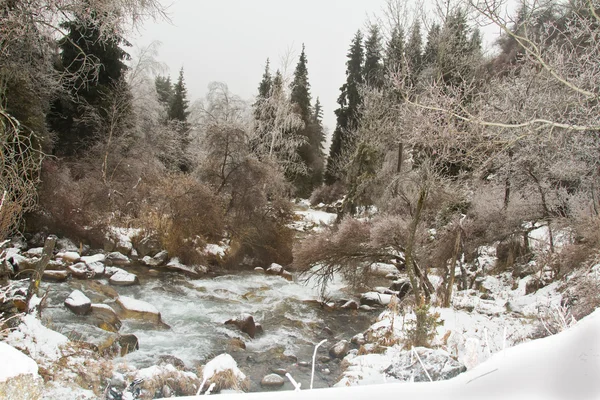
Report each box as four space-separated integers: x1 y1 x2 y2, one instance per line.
24 247 44 257
90 304 122 332
42 270 70 283
135 236 161 258
109 270 139 286
266 263 284 275
329 340 350 359
384 347 466 382
81 253 106 264
360 292 393 306
166 258 208 277
369 263 399 278
281 270 293 281
260 373 285 387
342 300 360 310
0 343 42 399
57 251 81 263
116 296 162 325
141 255 161 268
67 262 96 279
351 333 366 346
225 313 257 338
254 267 265 273
105 252 130 266
64 290 91 315
153 250 169 265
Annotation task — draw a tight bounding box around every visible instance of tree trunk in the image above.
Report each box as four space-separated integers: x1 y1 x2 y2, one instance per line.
443 228 462 307
396 142 403 173
25 235 57 313
405 185 427 308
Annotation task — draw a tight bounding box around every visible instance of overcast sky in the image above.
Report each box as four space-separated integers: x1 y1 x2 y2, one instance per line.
134 0 389 136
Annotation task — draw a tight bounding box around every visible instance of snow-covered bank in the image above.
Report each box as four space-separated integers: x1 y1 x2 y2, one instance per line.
164 308 600 399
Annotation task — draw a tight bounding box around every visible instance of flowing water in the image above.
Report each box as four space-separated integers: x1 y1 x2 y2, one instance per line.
41 268 376 392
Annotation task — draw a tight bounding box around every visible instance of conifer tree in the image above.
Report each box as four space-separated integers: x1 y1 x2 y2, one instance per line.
405 21 423 89
168 67 190 122
48 12 130 156
326 30 364 183
363 25 384 88
155 75 174 106
423 23 441 67
290 45 311 120
385 26 405 74
257 58 273 99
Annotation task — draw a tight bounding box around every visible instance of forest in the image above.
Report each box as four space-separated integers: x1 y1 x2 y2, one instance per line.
1 0 600 399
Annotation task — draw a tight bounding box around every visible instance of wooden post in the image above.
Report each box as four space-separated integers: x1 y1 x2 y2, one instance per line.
25 235 57 312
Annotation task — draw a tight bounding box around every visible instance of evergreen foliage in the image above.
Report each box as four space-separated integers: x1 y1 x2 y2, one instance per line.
363 25 384 88
168 67 190 122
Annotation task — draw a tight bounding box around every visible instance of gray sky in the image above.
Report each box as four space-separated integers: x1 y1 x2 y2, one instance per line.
134 0 388 136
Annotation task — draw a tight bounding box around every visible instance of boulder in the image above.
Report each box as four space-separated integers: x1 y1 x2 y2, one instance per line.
86 281 118 300
166 258 208 277
86 261 105 277
109 270 139 286
0 343 42 400
351 333 366 346
369 263 399 277
81 253 106 264
10 255 38 272
513 261 538 279
157 355 186 369
56 251 80 263
136 236 161 258
384 347 466 382
341 300 359 310
116 296 163 325
90 304 122 332
225 313 257 338
56 238 79 252
67 262 96 279
64 290 92 315
45 260 66 271
117 334 139 356
360 292 393 307
42 270 70 282
105 252 130 266
390 279 411 299
266 263 284 275
141 255 161 268
260 373 285 388
329 340 350 358
153 250 169 266
254 267 265 273
115 240 132 256
281 270 293 281
24 247 44 257
64 325 119 355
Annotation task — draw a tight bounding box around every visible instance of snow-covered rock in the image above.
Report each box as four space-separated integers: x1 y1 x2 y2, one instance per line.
153 250 169 265
360 292 393 306
384 347 466 382
64 290 92 315
109 269 139 286
133 363 200 397
56 251 80 263
81 253 105 265
116 296 163 325
141 255 161 268
329 340 350 358
0 342 42 399
135 236 161 257
67 262 96 279
105 251 130 266
90 304 122 332
266 263 284 275
201 353 247 392
24 247 44 257
166 258 208 277
6 314 68 362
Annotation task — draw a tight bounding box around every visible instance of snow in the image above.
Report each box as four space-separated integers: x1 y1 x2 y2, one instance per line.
81 253 105 264
64 290 91 308
0 342 38 382
295 210 337 225
201 353 246 382
56 251 80 263
205 243 228 257
117 296 159 314
369 263 399 277
163 309 600 400
109 269 138 284
6 314 68 362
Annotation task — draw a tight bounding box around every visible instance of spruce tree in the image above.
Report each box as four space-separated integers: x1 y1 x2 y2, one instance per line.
405 21 423 88
385 26 406 74
155 75 174 106
363 25 384 88
290 44 312 120
326 30 364 183
168 67 190 122
423 23 441 67
257 58 273 99
48 12 130 156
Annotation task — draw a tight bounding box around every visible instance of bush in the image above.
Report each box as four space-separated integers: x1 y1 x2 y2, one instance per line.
309 182 346 206
404 303 442 348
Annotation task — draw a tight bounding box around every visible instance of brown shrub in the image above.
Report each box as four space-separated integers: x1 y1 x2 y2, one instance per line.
309 182 346 206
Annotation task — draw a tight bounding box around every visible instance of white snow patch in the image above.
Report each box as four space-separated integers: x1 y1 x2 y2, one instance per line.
117 296 159 314
65 290 91 308
0 342 38 382
6 314 68 362
205 243 228 257
201 353 246 382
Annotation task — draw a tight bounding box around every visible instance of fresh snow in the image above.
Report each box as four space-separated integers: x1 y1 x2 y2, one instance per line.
201 353 246 382
165 309 600 400
205 243 228 257
6 314 68 362
117 296 159 314
0 342 38 382
64 290 91 308
81 253 105 264
295 210 337 225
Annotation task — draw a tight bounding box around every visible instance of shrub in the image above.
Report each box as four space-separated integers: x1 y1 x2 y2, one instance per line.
404 303 442 348
309 182 346 206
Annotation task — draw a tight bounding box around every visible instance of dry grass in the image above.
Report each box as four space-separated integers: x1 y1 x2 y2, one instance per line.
136 368 200 399
198 368 249 393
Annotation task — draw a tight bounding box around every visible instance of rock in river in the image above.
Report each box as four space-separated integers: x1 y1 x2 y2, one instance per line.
260 373 285 388
116 296 164 325
64 290 92 316
109 269 139 286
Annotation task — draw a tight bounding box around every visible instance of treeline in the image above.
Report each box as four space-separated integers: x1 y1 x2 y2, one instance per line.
295 0 600 345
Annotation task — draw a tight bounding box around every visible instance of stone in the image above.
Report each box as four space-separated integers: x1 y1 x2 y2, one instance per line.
359 305 375 311
369 263 399 277
260 373 285 387
109 270 139 286
42 270 70 282
118 334 139 356
90 304 122 332
513 261 537 279
24 247 44 257
45 260 66 271
384 347 466 382
57 251 81 263
166 258 208 277
141 255 161 268
298 361 310 367
341 300 359 310
227 338 246 352
157 355 186 369
67 262 96 279
329 340 350 359
272 368 287 376
153 250 169 266
322 368 331 375
281 270 293 281
81 253 106 264
0 343 42 400
389 278 412 299
86 261 105 277
360 292 393 307
115 239 132 256
116 296 163 325
254 267 265 273
266 263 284 275
86 281 118 300
136 236 161 258
64 290 92 315
56 238 79 252
105 252 130 266
351 333 366 346
225 313 257 338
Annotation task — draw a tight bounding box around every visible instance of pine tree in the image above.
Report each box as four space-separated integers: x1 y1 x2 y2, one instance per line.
155 75 174 106
48 12 130 156
326 30 364 183
257 59 273 99
423 23 441 67
363 25 384 88
385 26 405 74
290 45 311 120
405 21 423 88
168 67 190 122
